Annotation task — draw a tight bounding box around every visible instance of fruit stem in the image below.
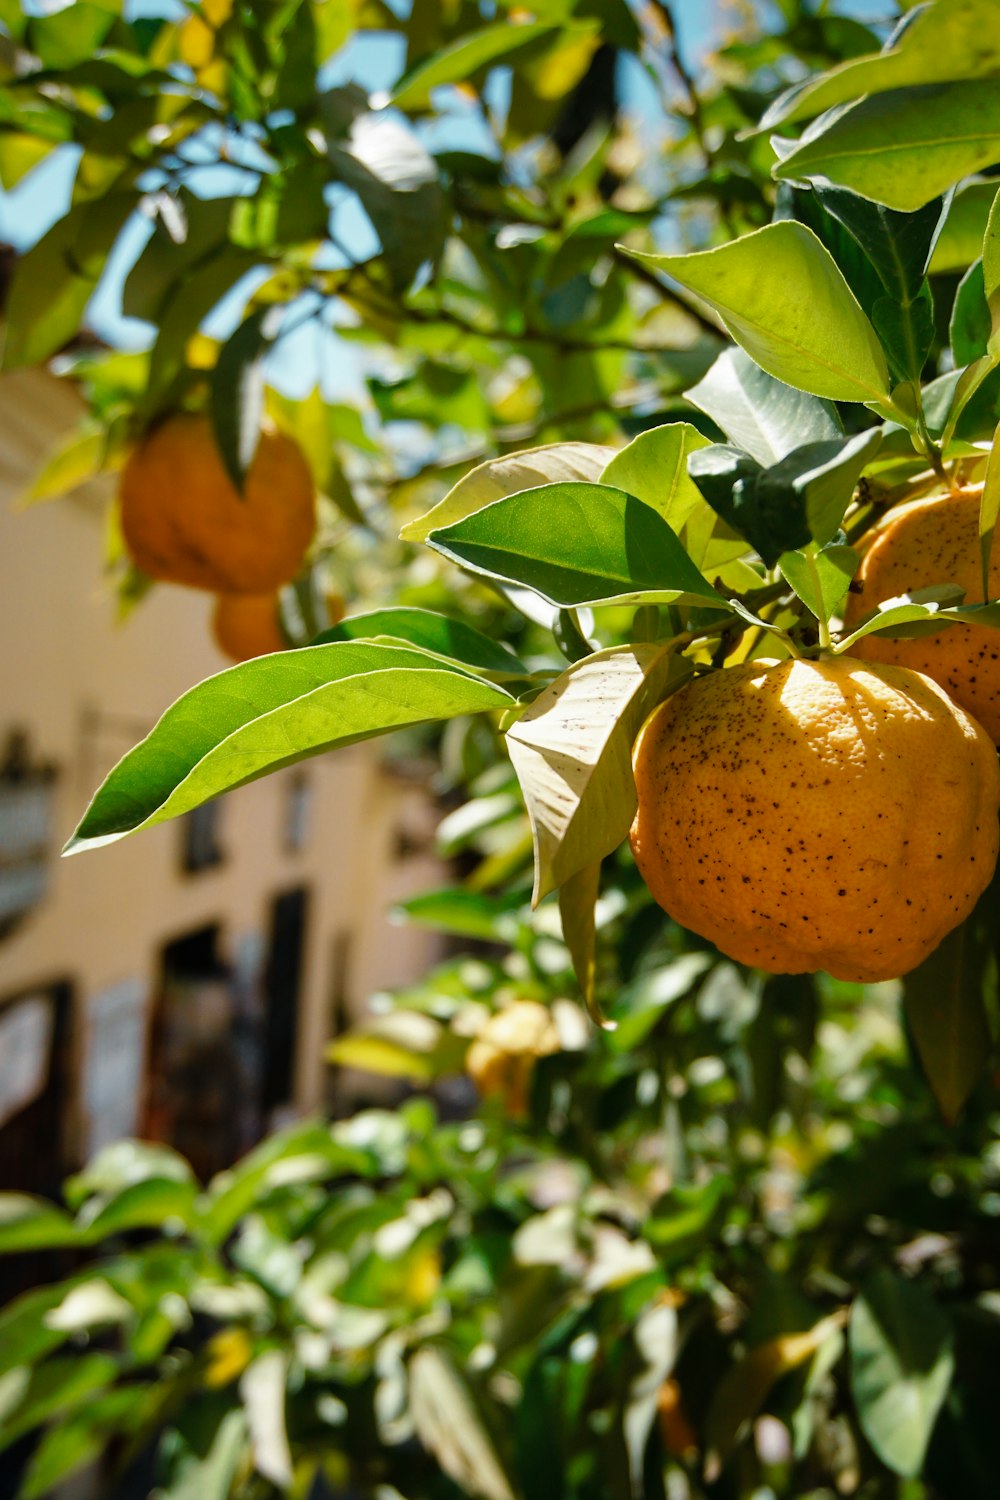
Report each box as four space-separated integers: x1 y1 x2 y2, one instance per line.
803 548 832 651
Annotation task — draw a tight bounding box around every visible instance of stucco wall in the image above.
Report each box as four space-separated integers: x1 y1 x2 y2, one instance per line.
0 367 445 1162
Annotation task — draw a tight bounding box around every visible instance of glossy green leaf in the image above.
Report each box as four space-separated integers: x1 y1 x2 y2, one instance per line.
624 224 890 403
951 261 990 366
400 442 616 543
760 0 1000 131
834 592 1000 652
982 186 1000 354
929 181 998 273
775 83 1000 213
599 422 709 526
316 607 526 675
689 431 878 564
427 483 721 609
506 645 691 904
66 643 513 854
391 22 559 108
685 347 842 466
779 544 859 627
850 1269 954 1477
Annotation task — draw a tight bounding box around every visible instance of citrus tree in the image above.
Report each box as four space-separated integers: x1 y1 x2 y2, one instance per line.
3 0 1000 1497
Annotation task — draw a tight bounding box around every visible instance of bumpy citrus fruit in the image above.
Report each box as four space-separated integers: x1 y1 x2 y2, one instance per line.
212 593 286 662
630 657 1000 982
466 1001 560 1116
843 488 1000 742
120 413 315 593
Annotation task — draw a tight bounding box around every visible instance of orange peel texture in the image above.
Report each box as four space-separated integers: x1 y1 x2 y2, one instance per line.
120 413 315 594
844 488 1000 742
629 657 1000 982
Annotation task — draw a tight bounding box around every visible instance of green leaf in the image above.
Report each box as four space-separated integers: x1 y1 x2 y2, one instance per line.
427 483 721 609
391 22 560 108
775 83 1000 213
812 187 945 303
393 888 522 943
1 191 139 369
161 1407 248 1500
833 590 1000 652
685 347 842 466
80 1178 198 1240
506 645 691 904
400 442 616 544
929 181 999 273
316 607 527 675
0 1197 80 1253
66 643 513 854
849 1269 954 1477
779 544 859 627
209 305 283 491
0 1354 118 1456
408 1346 518 1500
327 1012 464 1084
807 188 943 382
759 0 1000 131
16 422 120 509
982 186 1000 355
951 261 990 366
326 100 445 290
980 421 1000 600
558 860 602 1024
690 430 877 565
903 863 998 1125
18 1388 154 1500
623 224 890 403
121 191 235 322
142 247 257 415
599 422 709 526
607 953 714 1052
0 133 57 190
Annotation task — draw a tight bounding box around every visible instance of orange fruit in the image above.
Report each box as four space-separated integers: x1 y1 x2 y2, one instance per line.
212 593 286 662
466 1001 560 1117
843 488 1000 742
120 413 315 593
629 656 1000 982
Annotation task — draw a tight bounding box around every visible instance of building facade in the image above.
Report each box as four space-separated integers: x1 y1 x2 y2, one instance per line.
0 367 445 1194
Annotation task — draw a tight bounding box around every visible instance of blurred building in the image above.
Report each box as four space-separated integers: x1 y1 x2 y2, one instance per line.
0 365 445 1195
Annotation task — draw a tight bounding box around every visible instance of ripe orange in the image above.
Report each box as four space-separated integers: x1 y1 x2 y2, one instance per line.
843 488 1000 742
630 657 1000 982
212 593 286 662
120 413 315 593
